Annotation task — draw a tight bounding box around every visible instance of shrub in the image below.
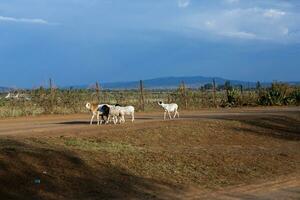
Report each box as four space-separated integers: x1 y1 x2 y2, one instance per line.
258 82 293 106
289 88 300 105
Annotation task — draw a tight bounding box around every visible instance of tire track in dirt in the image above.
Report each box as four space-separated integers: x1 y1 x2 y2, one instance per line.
183 174 300 200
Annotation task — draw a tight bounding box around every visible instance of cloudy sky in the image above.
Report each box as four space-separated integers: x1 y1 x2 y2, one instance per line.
0 0 299 87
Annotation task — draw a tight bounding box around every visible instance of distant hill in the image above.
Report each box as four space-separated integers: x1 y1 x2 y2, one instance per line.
2 76 299 90
0 87 11 93
100 76 261 89
73 76 271 90
68 76 300 90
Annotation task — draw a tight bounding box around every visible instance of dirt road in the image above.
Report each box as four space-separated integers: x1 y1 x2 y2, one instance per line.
183 174 300 200
0 106 299 137
0 107 299 200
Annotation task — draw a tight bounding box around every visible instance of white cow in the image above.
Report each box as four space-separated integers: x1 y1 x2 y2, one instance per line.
158 101 179 120
116 105 135 122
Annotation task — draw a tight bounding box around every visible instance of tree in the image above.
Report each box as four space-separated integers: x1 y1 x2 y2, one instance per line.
204 83 213 90
224 81 232 91
256 81 262 90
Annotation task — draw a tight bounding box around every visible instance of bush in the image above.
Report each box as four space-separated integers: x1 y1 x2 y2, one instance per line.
258 82 293 106
289 89 300 106
220 88 241 107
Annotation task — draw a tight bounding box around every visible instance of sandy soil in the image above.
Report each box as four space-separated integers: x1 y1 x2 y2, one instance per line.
1 106 299 137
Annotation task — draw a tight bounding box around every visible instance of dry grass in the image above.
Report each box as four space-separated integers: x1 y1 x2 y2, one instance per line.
1 83 299 118
0 111 299 199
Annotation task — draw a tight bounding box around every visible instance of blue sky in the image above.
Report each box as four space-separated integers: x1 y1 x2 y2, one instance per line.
0 0 299 87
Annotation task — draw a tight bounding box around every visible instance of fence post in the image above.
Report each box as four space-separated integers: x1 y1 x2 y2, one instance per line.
225 80 230 101
240 85 244 106
212 78 216 108
49 78 53 90
95 81 100 102
49 78 55 113
180 81 188 110
139 80 145 111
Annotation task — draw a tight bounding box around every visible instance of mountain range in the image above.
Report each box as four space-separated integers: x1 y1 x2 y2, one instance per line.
99 76 251 89
85 76 299 90
0 87 11 93
1 76 300 91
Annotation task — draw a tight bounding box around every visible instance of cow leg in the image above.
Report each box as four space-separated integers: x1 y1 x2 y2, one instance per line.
168 111 172 119
173 109 179 118
97 112 100 125
90 114 95 125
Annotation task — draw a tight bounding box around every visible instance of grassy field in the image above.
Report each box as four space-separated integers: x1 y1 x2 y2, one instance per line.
0 108 299 199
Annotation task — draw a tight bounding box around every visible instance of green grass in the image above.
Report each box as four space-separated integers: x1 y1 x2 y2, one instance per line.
62 137 141 153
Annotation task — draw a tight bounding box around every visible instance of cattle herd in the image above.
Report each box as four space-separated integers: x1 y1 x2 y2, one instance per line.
86 101 179 125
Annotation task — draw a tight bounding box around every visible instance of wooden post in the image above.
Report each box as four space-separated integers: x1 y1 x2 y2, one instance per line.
240 85 243 106
49 78 54 113
224 80 231 103
49 78 53 90
95 81 100 102
212 78 216 108
181 81 188 110
139 80 145 111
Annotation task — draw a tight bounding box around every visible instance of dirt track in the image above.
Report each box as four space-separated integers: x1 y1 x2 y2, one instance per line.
0 106 299 137
183 174 300 200
0 107 299 199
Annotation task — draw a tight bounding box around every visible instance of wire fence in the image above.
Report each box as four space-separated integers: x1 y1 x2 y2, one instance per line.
0 81 299 118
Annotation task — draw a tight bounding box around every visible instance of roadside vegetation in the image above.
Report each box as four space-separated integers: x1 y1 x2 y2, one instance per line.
0 81 299 118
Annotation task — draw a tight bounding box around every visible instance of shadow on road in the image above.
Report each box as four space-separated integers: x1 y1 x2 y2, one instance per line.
199 114 300 141
56 117 157 125
57 121 90 125
0 139 182 200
